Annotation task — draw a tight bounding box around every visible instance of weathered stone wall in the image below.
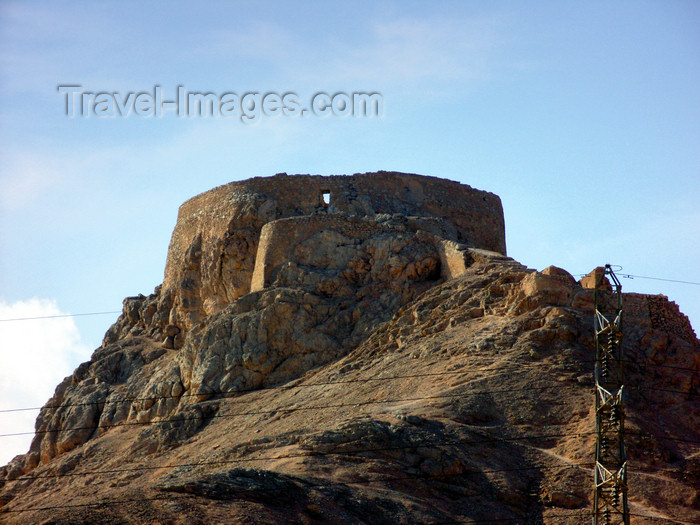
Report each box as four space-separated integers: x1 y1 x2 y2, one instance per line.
434 240 474 280
623 293 697 343
252 215 399 292
162 172 506 330
647 294 697 342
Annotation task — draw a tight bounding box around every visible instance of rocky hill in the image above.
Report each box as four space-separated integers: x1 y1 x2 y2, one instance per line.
1 172 698 524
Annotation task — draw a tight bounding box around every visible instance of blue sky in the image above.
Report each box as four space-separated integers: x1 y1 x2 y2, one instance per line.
0 1 698 463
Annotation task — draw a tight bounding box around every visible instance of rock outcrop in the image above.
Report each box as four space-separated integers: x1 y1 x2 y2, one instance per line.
7 172 507 474
1 172 697 524
160 171 505 333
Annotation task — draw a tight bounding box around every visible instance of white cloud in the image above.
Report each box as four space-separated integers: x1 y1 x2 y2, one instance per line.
0 298 89 466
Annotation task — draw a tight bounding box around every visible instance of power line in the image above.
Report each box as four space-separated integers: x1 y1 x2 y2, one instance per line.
620 274 700 286
0 365 582 413
575 267 700 287
2 397 695 520
0 386 576 438
6 430 596 481
6 427 690 484
5 379 694 432
0 382 698 442
627 516 700 525
0 494 193 515
1 270 696 325
2 465 695 524
620 359 698 373
0 434 597 517
0 478 581 518
0 369 471 413
0 311 121 322
0 464 676 516
1 271 696 324
1 383 697 437
0 355 696 415
3 460 592 515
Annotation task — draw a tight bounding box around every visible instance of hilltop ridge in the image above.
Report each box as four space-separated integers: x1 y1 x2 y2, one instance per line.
1 173 697 524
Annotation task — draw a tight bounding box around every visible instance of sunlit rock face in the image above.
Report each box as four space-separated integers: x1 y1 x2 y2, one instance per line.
161 171 506 331
2 173 698 524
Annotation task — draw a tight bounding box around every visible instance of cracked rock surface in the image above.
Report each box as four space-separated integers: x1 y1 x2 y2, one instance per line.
1 174 697 524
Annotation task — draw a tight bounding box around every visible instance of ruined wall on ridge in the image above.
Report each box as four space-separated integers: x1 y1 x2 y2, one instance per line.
161 172 506 332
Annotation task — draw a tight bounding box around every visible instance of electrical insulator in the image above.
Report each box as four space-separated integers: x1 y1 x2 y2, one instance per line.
602 354 608 377
610 404 620 422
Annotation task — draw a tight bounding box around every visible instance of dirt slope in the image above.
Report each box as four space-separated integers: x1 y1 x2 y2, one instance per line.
1 253 698 524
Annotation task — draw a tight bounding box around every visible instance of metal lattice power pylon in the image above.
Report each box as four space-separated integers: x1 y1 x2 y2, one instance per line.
593 265 630 524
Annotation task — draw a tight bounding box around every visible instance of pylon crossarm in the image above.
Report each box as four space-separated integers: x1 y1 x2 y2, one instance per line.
617 461 627 481
596 384 614 403
595 310 611 331
613 310 622 329
595 463 627 491
597 384 623 403
595 462 614 482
